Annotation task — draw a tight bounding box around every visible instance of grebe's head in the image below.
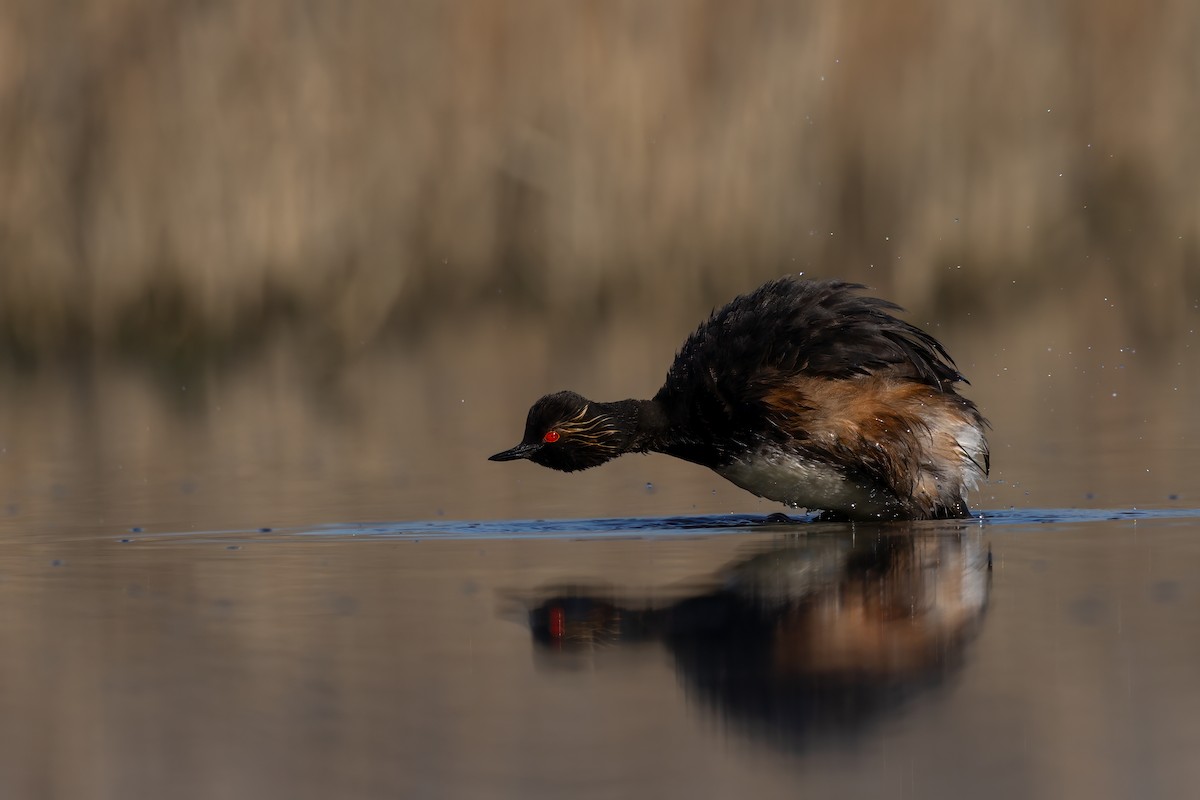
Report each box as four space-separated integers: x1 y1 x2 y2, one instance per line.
489 391 623 472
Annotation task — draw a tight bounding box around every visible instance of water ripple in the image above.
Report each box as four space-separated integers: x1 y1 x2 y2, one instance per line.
108 507 1200 543
303 506 1200 540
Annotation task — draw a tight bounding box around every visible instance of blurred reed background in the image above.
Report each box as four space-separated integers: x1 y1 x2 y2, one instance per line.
1 0 1199 531
2 0 1197 363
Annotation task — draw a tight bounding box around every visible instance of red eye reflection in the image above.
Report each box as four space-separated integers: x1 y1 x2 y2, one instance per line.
542 430 560 443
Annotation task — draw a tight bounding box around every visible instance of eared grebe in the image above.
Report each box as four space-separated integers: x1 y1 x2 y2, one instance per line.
489 277 989 520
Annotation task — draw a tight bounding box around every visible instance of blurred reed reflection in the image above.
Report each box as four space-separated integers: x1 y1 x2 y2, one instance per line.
523 527 989 751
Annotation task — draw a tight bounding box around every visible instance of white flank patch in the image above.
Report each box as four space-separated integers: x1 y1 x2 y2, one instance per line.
717 446 898 518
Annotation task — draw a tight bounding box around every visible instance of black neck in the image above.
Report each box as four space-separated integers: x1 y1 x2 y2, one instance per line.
610 398 730 469
593 399 673 454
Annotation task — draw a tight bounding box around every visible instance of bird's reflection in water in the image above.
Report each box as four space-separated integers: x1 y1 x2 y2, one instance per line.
524 527 989 750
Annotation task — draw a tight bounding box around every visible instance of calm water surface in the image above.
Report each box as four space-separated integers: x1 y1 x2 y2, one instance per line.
1 316 1198 799
2 513 1199 799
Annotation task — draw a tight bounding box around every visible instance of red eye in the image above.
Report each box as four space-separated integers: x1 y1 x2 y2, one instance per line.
542 430 560 443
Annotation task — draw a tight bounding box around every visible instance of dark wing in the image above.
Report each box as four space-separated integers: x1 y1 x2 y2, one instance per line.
654 277 966 443
725 277 962 384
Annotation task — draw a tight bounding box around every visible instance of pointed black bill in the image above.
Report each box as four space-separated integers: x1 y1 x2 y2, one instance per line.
489 443 538 462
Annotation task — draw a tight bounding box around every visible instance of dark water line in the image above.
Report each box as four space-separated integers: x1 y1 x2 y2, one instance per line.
100 507 1200 544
